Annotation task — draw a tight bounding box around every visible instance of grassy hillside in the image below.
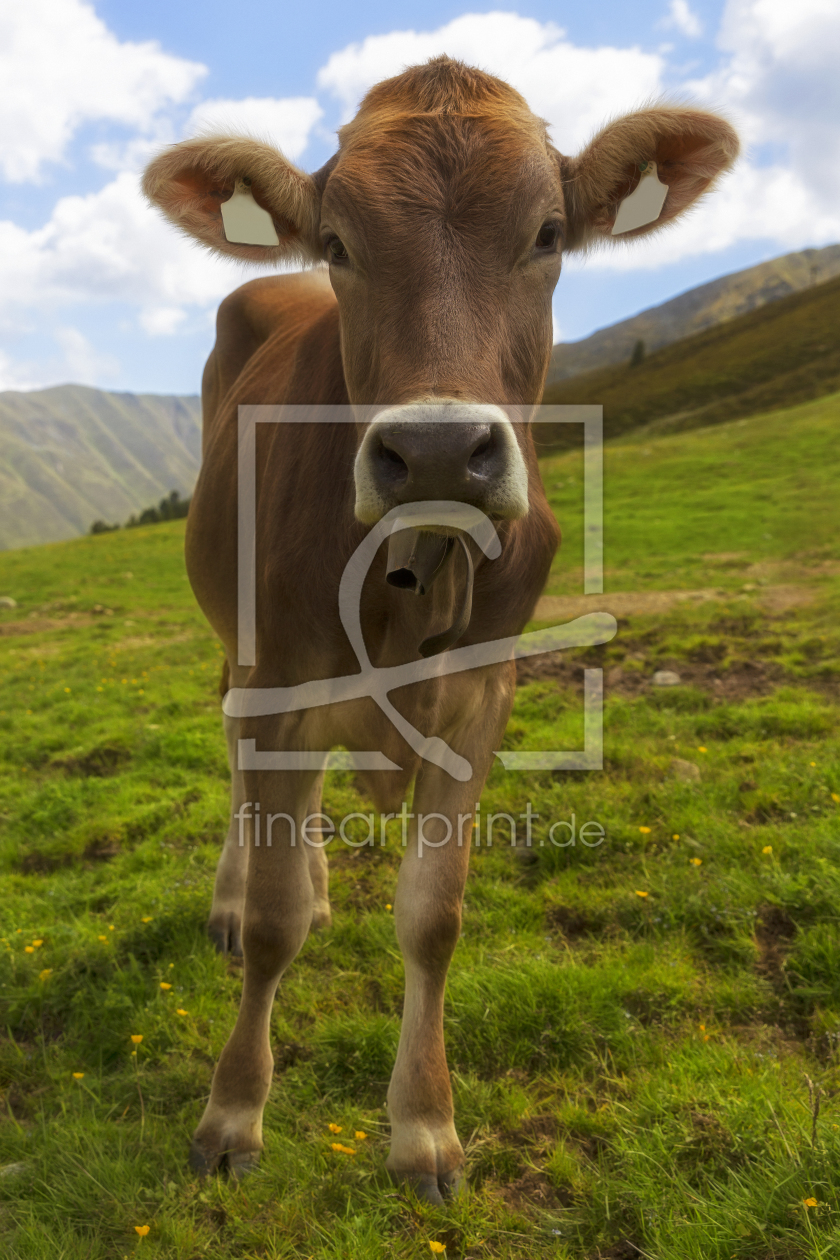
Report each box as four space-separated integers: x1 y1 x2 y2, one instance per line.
546 242 840 383
1 397 840 1257
541 273 840 448
0 385 201 551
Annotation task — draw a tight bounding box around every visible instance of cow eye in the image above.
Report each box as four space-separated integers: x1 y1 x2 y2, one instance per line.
327 237 348 262
535 222 559 250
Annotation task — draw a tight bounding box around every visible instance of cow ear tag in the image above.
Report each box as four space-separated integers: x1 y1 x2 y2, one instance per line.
221 178 280 247
611 162 669 236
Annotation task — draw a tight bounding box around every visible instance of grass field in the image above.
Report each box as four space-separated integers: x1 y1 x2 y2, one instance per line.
1 392 840 1259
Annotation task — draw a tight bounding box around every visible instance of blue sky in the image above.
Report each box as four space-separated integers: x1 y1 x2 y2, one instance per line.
1 0 838 395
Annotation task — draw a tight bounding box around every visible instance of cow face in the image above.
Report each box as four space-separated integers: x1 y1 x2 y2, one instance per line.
142 57 738 525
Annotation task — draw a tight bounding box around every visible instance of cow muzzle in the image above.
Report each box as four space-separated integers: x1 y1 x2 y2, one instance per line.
353 402 529 525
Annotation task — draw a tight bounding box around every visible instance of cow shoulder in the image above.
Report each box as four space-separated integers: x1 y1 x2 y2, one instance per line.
201 270 338 435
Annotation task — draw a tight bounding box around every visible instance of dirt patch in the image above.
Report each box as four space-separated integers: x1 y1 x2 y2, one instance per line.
272 1041 313 1072
533 585 814 622
0 614 95 637
516 653 795 703
755 904 797 986
506 1114 559 1147
497 1166 568 1211
546 904 604 940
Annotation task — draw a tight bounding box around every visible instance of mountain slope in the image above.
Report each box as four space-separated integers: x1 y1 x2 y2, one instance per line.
547 242 840 384
540 272 840 448
0 385 201 550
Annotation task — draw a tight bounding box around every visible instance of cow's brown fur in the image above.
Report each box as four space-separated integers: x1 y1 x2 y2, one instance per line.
142 56 738 1199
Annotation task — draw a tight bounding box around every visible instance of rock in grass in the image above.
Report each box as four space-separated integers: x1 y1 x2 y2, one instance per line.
0 596 17 609
670 758 701 782
0 1162 28 1178
652 669 682 686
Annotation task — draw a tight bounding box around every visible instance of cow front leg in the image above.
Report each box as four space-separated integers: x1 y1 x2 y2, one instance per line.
387 803 470 1202
191 765 316 1176
386 673 513 1202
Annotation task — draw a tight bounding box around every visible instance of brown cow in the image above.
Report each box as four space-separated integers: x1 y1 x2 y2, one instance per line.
143 57 737 1200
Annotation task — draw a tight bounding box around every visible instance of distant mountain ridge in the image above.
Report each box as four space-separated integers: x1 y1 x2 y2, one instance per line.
541 271 840 446
547 243 840 383
0 385 200 551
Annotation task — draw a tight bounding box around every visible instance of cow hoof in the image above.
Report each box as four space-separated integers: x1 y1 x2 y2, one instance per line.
207 911 243 957
394 1167 465 1205
189 1138 261 1179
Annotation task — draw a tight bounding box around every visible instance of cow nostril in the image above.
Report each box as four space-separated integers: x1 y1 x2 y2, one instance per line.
468 431 495 472
377 441 409 484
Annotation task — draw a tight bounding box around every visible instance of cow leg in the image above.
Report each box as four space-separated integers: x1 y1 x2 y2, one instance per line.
386 680 511 1204
207 712 248 956
191 763 316 1176
304 774 332 931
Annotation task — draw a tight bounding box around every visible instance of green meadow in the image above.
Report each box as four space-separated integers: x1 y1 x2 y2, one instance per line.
1 392 840 1258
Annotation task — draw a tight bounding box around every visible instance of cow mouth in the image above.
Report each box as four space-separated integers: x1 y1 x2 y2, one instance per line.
385 527 474 658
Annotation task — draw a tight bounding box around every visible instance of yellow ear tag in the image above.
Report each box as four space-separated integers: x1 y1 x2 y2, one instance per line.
221 179 280 247
611 162 669 236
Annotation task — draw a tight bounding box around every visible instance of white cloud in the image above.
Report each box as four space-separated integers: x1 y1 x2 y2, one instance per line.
662 0 703 39
317 13 664 153
0 0 206 182
186 97 324 161
53 325 119 383
0 327 118 391
0 172 257 332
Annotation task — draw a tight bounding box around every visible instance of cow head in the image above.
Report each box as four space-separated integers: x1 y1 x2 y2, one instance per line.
143 57 738 526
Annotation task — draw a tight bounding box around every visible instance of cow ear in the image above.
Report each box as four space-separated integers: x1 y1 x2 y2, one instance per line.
142 136 322 264
559 107 739 251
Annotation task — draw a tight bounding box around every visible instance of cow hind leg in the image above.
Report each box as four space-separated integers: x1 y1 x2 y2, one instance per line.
207 711 248 956
305 774 332 930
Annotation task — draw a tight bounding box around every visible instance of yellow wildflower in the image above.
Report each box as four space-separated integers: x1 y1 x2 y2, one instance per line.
32 939 43 947
689 857 702 867
159 982 172 991
98 935 108 942
24 945 34 953
672 833 680 840
804 1198 818 1208
385 903 392 911
328 1122 342 1134
72 1072 84 1080
635 890 649 898
130 1035 143 1045
355 1131 367 1141
832 794 839 804
697 746 707 753
134 1225 150 1236
638 826 651 834
762 845 773 855
141 916 152 923
176 1008 188 1015
39 968 53 980
429 1244 447 1254
330 1143 356 1155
